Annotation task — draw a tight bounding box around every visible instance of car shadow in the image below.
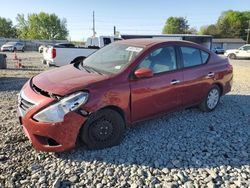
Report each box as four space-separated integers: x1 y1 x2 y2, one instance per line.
57 94 250 170
0 77 29 92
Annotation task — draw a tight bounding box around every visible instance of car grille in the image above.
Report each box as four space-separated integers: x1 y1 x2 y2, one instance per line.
32 83 51 98
18 91 36 117
31 82 60 99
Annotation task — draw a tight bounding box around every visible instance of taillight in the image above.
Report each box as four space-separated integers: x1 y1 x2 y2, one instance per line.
52 48 56 59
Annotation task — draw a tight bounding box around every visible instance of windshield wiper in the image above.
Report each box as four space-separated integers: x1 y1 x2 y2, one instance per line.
86 66 104 75
79 63 91 73
80 63 103 75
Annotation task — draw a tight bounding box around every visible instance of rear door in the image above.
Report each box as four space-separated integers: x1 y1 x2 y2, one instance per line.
130 46 183 122
179 46 212 107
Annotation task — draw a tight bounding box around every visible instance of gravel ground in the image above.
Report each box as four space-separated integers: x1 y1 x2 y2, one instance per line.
0 52 250 188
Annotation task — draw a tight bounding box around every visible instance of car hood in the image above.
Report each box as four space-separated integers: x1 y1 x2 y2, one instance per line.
32 64 109 96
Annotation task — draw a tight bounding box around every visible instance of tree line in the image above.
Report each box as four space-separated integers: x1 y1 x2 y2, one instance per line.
162 10 250 41
0 12 68 40
0 10 249 41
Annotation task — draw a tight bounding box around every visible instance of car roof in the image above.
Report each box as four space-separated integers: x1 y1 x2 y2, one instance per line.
6 42 17 44
6 42 23 44
117 38 200 48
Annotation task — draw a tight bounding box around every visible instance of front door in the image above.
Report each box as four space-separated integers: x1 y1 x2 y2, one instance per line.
130 46 183 122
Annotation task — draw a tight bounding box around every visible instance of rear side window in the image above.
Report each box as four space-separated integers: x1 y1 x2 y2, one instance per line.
180 47 208 68
201 51 209 63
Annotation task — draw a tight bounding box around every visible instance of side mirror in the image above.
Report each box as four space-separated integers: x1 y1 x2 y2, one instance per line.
134 67 153 79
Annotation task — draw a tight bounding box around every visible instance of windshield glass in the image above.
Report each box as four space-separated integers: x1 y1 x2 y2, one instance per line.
80 43 143 74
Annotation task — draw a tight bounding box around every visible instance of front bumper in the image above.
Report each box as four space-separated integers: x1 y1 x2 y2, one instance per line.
1 47 13 51
18 81 87 152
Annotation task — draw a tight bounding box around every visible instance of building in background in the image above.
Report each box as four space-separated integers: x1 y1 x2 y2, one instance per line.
121 34 213 50
212 38 246 50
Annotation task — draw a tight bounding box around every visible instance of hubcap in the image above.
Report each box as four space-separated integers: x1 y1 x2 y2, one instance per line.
91 119 113 141
230 54 235 59
207 88 219 109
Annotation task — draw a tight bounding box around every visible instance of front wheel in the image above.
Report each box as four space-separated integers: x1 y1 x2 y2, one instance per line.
199 85 221 112
80 109 125 149
228 53 236 59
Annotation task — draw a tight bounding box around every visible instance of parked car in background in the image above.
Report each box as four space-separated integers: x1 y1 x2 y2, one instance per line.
1 42 25 52
18 39 233 152
224 44 250 59
212 46 225 54
42 36 121 66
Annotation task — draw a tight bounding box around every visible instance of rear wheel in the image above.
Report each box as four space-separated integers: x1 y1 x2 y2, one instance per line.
199 85 221 112
228 53 236 59
80 109 125 149
71 56 85 64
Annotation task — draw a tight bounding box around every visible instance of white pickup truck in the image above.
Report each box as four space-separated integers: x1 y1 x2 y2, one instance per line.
42 36 121 66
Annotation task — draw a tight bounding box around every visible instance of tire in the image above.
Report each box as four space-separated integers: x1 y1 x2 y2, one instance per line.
228 53 236 59
71 56 85 64
199 85 221 112
80 109 125 149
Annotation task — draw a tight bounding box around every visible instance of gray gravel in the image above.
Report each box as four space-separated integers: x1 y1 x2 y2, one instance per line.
0 52 250 187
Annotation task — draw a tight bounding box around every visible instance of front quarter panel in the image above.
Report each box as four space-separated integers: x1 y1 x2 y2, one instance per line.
83 78 131 123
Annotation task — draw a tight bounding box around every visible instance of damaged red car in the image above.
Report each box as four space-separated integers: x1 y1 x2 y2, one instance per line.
18 39 233 152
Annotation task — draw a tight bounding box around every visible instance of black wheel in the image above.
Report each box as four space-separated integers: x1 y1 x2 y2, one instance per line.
80 109 125 149
71 56 85 64
199 85 221 112
228 53 236 59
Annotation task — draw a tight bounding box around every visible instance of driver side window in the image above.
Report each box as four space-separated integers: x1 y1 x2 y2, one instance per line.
138 46 177 74
242 46 250 51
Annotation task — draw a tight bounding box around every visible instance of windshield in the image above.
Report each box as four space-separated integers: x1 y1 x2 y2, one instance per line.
80 43 143 74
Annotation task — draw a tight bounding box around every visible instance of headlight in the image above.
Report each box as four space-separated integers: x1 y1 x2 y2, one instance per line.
33 92 88 123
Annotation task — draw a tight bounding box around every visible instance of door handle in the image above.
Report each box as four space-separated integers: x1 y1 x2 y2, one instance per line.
207 72 215 78
170 80 180 85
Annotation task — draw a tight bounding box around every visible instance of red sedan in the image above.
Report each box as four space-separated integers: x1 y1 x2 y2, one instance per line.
18 39 233 152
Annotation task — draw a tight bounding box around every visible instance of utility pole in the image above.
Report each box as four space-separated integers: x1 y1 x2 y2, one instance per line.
92 11 96 37
114 26 116 36
246 20 250 44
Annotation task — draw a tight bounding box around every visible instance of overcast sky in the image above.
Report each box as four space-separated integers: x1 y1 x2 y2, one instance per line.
1 0 250 41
